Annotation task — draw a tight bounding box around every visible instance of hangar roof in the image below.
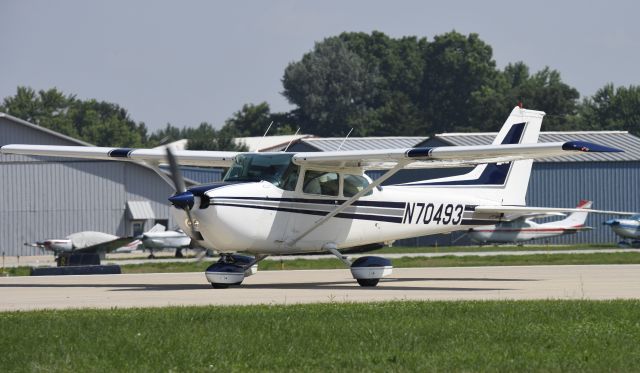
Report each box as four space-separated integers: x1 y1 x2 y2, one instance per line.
234 134 315 152
432 131 640 162
0 112 92 146
296 136 429 152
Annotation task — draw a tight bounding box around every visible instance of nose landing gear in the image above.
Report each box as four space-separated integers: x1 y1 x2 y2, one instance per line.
205 254 266 289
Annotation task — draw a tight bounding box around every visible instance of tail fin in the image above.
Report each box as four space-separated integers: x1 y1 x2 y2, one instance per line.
560 200 593 226
147 223 166 233
401 107 545 205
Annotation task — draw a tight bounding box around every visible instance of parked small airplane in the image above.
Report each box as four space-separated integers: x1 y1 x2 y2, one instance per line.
130 223 193 258
3 107 628 287
24 231 134 266
463 200 593 244
603 215 640 247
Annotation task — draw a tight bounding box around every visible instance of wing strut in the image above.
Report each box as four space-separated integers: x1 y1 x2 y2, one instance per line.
285 161 408 247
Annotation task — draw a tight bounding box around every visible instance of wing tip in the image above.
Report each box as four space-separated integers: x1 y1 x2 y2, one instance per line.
562 141 623 153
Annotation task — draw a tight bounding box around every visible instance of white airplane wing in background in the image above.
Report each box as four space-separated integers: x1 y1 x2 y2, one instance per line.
474 205 636 219
67 231 134 254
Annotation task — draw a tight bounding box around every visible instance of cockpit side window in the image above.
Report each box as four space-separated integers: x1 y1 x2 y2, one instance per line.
281 163 300 191
223 153 296 188
303 170 339 196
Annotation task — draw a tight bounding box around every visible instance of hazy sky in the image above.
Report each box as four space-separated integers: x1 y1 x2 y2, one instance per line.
1 0 638 130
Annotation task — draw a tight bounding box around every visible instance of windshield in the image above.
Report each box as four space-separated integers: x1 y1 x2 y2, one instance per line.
223 153 298 189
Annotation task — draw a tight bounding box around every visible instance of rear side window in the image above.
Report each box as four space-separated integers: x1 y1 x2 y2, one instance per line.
343 174 372 197
303 171 339 196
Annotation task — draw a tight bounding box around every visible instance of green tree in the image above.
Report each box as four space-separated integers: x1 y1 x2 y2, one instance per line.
421 31 500 133
577 84 640 135
1 87 80 137
223 102 294 137
1 86 149 147
282 37 378 136
505 66 580 130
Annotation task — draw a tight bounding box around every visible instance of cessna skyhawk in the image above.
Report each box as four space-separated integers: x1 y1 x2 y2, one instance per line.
1 107 625 287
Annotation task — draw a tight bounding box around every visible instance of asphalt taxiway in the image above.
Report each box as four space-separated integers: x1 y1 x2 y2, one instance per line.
1 264 639 311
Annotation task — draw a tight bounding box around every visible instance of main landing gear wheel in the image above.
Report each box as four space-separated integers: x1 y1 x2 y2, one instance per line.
356 278 380 287
350 256 393 287
324 244 393 287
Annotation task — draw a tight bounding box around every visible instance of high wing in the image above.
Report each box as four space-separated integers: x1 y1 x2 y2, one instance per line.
0 145 237 168
1 141 619 171
72 236 136 254
292 141 621 170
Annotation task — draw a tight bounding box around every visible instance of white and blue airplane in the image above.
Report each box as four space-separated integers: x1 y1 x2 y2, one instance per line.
603 216 640 247
1 107 626 287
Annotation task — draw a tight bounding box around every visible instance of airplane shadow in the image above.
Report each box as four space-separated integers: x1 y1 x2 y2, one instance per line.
0 276 534 292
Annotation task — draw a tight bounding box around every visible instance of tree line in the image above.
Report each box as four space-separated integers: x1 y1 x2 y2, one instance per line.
2 31 639 150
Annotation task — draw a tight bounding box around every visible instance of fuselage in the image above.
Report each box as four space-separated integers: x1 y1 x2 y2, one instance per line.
39 239 73 253
172 181 499 254
141 230 191 249
604 218 640 239
468 220 583 244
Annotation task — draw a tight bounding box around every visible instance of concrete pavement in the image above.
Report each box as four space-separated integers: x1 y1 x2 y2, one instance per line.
1 264 638 311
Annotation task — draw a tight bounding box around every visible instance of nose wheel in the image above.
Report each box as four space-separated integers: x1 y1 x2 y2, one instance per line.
205 254 267 288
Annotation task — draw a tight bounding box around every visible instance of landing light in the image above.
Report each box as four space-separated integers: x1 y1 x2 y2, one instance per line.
185 219 200 229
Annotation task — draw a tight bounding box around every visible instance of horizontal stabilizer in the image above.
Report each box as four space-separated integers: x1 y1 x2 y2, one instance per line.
475 205 636 218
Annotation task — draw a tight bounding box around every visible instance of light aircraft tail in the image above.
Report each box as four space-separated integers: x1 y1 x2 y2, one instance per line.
147 223 167 233
559 200 593 227
401 107 544 205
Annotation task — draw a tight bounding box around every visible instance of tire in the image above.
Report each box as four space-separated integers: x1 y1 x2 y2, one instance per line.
357 278 379 287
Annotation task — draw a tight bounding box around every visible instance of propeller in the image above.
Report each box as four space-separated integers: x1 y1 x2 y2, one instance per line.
165 147 198 238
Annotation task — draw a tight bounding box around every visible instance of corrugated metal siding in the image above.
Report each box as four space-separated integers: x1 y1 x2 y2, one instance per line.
180 167 223 184
526 162 640 244
126 201 156 220
0 159 176 255
0 117 177 256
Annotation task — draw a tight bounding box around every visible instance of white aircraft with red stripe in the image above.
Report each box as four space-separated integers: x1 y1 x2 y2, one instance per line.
2 107 627 287
466 200 593 244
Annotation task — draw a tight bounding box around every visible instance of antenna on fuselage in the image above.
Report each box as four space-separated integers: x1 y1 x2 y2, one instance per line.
336 128 354 151
255 121 274 152
283 128 300 152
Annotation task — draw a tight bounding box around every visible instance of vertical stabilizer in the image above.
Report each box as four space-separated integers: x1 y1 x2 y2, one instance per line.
400 107 545 205
560 200 593 227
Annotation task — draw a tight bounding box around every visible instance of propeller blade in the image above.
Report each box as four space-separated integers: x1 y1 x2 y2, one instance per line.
165 147 186 194
195 249 208 263
164 147 198 239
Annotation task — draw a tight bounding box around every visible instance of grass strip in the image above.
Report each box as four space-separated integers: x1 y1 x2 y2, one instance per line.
4 252 639 276
1 300 639 371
